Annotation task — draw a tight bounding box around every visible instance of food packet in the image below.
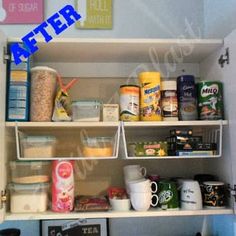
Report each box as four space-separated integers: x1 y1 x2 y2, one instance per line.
52 75 77 121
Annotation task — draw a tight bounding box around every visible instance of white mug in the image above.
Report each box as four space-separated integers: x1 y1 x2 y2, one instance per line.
130 192 158 211
180 180 202 210
127 179 158 193
123 165 147 181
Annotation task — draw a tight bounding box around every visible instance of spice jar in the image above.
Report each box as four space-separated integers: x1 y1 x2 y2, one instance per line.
30 66 57 121
161 80 178 121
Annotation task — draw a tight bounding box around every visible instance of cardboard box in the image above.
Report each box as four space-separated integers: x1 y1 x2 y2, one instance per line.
41 219 108 236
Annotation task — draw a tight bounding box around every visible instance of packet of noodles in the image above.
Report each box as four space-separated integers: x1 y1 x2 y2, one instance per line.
52 75 77 121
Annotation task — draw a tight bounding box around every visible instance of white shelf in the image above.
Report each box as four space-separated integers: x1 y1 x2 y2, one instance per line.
123 120 228 127
8 38 223 63
5 208 233 221
6 121 120 128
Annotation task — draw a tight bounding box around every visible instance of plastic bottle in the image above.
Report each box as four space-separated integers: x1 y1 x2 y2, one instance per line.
52 160 74 212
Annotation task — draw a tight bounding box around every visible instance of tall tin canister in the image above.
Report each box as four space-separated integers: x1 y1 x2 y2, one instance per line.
197 81 224 120
139 72 162 121
120 85 140 121
177 75 198 121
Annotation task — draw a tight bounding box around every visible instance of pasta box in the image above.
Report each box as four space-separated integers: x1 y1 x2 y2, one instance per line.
41 219 108 236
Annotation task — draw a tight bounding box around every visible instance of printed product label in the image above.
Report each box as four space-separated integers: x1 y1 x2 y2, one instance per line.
159 190 173 204
161 90 178 117
198 82 223 120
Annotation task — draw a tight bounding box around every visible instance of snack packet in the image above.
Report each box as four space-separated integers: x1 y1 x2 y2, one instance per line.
52 75 77 121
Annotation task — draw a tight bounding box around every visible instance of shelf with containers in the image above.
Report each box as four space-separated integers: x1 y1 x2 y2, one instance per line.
1 35 235 222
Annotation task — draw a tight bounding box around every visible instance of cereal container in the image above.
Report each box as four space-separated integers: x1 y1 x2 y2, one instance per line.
52 160 74 212
139 72 162 121
30 66 57 121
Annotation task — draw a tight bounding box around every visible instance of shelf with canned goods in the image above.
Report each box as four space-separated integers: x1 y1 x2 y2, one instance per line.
121 120 227 159
12 122 120 160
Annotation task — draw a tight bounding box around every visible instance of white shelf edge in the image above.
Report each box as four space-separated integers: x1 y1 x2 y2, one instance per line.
124 155 220 160
5 208 233 221
7 37 223 44
123 120 228 127
5 121 120 128
17 156 118 161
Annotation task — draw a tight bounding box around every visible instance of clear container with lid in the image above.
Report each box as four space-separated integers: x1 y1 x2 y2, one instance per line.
71 100 101 121
20 135 57 158
30 66 57 121
10 161 51 184
161 80 178 121
8 183 49 213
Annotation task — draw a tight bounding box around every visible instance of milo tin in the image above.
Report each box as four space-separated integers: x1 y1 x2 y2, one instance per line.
120 85 140 121
198 81 224 120
177 75 198 120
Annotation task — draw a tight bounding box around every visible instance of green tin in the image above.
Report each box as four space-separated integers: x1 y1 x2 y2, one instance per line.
197 81 224 120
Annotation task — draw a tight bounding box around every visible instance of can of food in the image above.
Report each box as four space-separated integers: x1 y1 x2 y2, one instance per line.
139 72 162 121
197 81 224 120
119 85 140 121
161 81 178 121
177 75 198 120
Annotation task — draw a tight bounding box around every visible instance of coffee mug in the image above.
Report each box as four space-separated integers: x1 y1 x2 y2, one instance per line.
127 179 158 193
123 165 146 181
202 181 226 208
180 180 202 210
158 180 179 210
130 192 158 211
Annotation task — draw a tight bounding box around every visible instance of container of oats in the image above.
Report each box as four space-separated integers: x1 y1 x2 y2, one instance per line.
30 66 57 121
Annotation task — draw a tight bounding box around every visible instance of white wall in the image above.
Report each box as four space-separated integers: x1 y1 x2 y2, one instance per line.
204 0 236 38
0 0 204 38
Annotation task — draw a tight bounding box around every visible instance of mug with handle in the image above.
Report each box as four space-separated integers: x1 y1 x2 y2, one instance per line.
123 165 147 181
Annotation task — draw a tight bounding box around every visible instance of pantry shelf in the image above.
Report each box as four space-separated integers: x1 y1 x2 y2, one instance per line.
8 38 223 63
5 208 233 221
5 121 120 128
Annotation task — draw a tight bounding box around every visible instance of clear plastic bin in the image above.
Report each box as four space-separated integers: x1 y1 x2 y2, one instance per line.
10 161 51 184
20 135 56 158
72 100 101 121
8 183 49 213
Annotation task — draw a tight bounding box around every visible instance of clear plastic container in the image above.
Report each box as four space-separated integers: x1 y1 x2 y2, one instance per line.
82 136 113 157
30 66 57 121
8 183 49 213
10 161 51 184
72 100 101 121
20 135 56 158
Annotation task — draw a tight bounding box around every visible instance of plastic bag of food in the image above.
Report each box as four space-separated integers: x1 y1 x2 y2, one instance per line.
52 75 77 121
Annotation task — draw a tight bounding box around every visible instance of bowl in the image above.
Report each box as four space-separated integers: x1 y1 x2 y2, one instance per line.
82 137 114 157
109 198 131 211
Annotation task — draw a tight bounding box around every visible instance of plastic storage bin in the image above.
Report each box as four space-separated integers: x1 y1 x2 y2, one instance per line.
72 100 101 121
82 136 113 157
10 161 51 184
20 135 56 158
8 183 49 213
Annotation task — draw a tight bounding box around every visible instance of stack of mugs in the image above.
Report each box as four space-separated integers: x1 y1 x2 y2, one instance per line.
123 165 158 211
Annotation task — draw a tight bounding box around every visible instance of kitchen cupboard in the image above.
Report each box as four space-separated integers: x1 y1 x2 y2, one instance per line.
0 29 236 231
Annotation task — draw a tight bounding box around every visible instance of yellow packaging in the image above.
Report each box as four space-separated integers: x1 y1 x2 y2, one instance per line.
139 72 162 121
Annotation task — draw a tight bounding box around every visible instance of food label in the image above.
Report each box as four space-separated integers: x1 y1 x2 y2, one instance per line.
161 90 178 118
198 82 223 120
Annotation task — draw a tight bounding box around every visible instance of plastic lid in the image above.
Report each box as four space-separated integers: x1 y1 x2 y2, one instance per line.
139 72 161 81
161 80 177 90
21 136 56 143
31 66 57 74
203 181 225 186
120 85 140 88
72 100 101 106
10 161 50 169
8 182 49 191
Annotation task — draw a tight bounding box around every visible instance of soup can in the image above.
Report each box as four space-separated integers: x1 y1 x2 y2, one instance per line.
139 72 162 121
177 75 198 121
197 81 224 120
120 85 140 121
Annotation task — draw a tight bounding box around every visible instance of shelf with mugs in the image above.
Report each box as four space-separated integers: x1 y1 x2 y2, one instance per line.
5 208 233 221
121 120 226 159
13 122 120 161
